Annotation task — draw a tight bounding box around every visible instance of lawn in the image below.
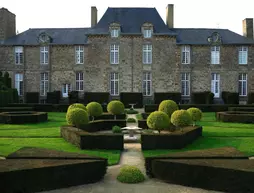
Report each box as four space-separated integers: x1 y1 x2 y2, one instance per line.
142 112 254 157
0 112 121 165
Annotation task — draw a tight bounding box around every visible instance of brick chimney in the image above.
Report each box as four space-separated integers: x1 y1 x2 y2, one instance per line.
243 18 253 39
166 4 174 28
91 6 97 27
0 8 16 40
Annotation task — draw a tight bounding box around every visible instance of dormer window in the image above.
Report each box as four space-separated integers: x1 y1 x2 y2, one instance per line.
143 29 152 38
38 32 51 44
111 29 119 38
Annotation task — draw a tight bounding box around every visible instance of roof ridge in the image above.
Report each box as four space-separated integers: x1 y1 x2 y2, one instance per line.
108 7 155 9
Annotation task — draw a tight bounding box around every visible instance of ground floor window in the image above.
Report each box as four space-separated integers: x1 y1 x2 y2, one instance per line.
211 73 220 98
143 72 152 96
62 84 71 98
15 73 23 96
110 72 119 96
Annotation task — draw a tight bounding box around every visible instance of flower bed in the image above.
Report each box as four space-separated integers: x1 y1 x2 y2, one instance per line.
216 111 254 123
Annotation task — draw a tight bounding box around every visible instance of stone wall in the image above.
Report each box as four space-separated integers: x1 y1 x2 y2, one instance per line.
0 8 16 40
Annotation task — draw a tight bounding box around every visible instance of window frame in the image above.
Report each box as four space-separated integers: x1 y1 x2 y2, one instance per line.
75 46 84 64
143 29 152 38
211 46 220 65
238 46 248 65
181 46 190 64
111 29 119 38
239 73 248 96
181 72 190 96
40 72 49 96
142 44 152 64
142 72 152 96
110 44 119 64
75 72 84 91
15 73 24 96
110 72 119 96
40 46 49 65
15 46 24 65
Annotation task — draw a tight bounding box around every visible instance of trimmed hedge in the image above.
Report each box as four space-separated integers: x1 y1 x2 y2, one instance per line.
0 107 34 112
0 158 107 193
247 92 254 104
0 111 48 124
0 89 18 107
79 120 127 132
222 91 239 104
68 91 79 104
141 126 202 150
191 91 214 104
91 113 126 120
46 91 61 104
216 111 254 123
61 126 124 150
152 159 254 193
138 120 149 129
25 92 39 103
154 92 181 104
145 104 254 113
84 92 109 104
120 92 143 108
228 107 254 112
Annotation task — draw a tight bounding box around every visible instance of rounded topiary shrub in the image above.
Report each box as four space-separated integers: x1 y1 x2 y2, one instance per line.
147 111 170 133
187 107 202 126
117 165 145 183
112 125 122 133
67 103 87 112
66 108 89 128
86 102 103 121
158 100 178 118
126 117 136 123
171 109 192 131
107 100 125 119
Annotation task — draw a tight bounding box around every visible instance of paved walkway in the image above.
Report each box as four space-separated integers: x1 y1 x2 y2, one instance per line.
40 113 223 193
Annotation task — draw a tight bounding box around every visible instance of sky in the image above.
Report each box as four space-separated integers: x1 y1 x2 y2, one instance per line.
1 0 254 35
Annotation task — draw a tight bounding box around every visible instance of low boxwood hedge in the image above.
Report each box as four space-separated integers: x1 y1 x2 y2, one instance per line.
216 111 254 123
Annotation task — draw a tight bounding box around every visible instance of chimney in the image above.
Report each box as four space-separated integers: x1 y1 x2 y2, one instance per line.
0 8 16 40
243 18 253 39
166 4 174 28
91 6 97 27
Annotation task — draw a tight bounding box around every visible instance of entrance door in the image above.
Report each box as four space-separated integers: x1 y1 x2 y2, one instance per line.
62 84 71 98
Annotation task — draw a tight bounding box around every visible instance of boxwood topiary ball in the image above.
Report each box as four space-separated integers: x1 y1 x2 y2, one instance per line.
187 107 202 122
107 100 125 115
67 103 87 112
66 108 89 127
147 111 170 132
86 102 103 117
158 100 178 118
171 109 192 128
117 165 145 183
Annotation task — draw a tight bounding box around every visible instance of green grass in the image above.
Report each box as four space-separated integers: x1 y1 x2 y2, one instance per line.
0 112 121 165
143 112 254 157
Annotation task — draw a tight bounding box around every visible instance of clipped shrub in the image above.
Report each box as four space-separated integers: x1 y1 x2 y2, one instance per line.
107 100 125 119
66 108 89 128
86 102 103 121
112 125 122 133
147 111 170 133
158 100 178 118
125 109 139 114
187 107 202 126
126 117 136 123
67 103 87 112
117 165 145 183
171 110 192 131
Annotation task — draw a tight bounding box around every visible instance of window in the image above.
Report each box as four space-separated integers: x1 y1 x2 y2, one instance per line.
62 84 71 98
111 29 119 38
110 44 119 64
239 73 247 96
76 72 84 91
143 29 152 38
181 46 190 64
40 72 49 96
143 72 152 96
15 46 24 65
15 73 23 96
211 46 220 64
75 46 84 64
40 46 49 64
239 46 248 65
110 72 119 96
211 73 220 98
143 44 152 64
181 73 190 96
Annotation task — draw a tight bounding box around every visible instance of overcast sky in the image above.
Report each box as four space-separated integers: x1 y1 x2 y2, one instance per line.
1 0 254 35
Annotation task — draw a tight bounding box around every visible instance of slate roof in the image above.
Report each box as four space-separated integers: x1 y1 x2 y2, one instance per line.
1 7 254 46
0 28 90 45
173 28 254 45
88 7 176 35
